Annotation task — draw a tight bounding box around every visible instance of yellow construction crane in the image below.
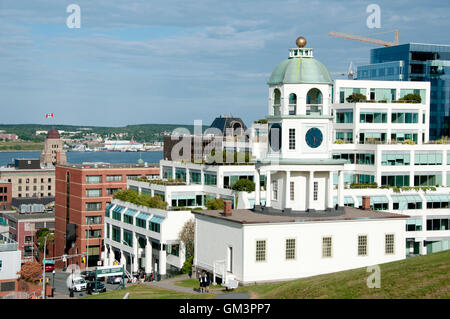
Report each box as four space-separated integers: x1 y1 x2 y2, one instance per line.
328 30 399 47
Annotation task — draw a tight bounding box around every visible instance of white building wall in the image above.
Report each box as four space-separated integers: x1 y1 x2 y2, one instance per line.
194 215 244 281
0 250 21 281
240 219 405 284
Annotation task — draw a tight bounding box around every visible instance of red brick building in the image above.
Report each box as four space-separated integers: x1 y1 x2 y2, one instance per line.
0 181 12 210
54 163 159 269
0 210 55 263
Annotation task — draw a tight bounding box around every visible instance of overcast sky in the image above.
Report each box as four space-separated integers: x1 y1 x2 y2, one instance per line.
0 0 449 127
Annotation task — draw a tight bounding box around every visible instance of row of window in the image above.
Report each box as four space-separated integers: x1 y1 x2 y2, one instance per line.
86 174 154 184
18 185 51 191
108 223 161 245
18 178 52 184
335 111 422 124
255 234 396 262
17 192 52 198
85 188 120 197
332 153 375 165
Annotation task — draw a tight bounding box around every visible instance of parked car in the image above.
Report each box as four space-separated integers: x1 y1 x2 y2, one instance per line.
68 277 87 292
44 264 55 272
80 270 96 281
86 281 106 294
107 275 123 284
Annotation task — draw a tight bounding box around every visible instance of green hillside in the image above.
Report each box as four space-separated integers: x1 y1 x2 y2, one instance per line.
237 250 450 299
0 123 208 143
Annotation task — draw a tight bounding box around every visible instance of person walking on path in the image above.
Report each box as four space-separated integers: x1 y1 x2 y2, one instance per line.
198 272 204 293
205 273 210 293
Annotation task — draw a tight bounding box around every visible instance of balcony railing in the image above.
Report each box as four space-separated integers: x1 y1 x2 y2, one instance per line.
0 234 18 252
306 104 323 116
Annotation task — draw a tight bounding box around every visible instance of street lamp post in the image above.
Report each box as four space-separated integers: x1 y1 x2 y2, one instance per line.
41 234 49 299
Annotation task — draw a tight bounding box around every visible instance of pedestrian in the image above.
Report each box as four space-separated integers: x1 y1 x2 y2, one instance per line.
198 273 204 293
205 273 210 293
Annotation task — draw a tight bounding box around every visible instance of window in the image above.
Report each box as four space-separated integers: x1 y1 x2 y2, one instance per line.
18 179 22 184
414 174 441 186
385 234 395 254
123 230 133 247
322 237 332 258
290 181 294 201
123 214 133 225
85 216 102 225
106 175 122 182
106 188 120 195
336 111 353 123
85 202 101 211
285 238 296 260
136 218 146 229
289 129 295 150
112 226 121 243
358 235 368 256
190 171 201 184
48 178 51 183
204 173 217 186
149 222 160 233
360 112 387 123
381 175 410 187
272 180 278 201
313 182 318 201
86 175 102 184
85 229 101 238
106 223 110 239
255 240 266 262
86 189 101 197
381 153 410 166
126 175 140 180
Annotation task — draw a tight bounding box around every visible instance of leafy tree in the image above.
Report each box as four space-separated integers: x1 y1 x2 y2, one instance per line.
205 198 224 210
18 261 42 283
178 218 195 258
231 179 255 192
346 93 367 103
398 93 421 103
36 228 54 252
182 256 194 274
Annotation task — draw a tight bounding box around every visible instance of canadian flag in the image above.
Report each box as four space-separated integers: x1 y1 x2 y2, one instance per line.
45 113 54 118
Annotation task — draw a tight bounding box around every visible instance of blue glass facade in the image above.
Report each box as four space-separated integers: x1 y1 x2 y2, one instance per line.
357 43 450 140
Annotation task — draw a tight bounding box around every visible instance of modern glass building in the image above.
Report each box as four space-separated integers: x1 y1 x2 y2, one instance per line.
357 43 450 140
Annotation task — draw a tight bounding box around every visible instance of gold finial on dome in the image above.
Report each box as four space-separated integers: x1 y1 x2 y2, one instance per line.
296 36 307 48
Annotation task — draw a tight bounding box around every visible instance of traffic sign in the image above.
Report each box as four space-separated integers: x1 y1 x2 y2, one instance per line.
94 266 123 278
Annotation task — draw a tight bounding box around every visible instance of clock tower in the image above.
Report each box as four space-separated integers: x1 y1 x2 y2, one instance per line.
255 37 347 213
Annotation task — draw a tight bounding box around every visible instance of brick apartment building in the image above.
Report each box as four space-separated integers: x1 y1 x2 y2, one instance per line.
0 180 12 210
0 207 55 263
0 159 55 199
54 162 160 269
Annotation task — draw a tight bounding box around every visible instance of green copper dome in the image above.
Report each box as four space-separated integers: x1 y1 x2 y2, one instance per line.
268 56 333 85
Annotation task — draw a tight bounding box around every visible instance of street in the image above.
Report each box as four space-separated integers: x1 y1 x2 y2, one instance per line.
49 270 124 298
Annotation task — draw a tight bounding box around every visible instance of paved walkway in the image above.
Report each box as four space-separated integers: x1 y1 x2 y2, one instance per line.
143 274 224 295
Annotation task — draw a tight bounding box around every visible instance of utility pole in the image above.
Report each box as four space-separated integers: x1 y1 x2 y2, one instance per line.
86 218 90 270
41 235 48 299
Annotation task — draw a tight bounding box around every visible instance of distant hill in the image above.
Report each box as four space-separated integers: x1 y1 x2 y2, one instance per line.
0 123 208 143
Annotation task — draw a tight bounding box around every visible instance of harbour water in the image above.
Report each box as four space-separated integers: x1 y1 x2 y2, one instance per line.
0 151 163 167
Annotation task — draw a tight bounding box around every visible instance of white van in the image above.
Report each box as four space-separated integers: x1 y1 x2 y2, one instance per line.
68 276 87 292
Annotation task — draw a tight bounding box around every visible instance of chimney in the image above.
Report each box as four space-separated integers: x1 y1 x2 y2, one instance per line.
362 196 371 210
56 151 61 164
223 200 232 216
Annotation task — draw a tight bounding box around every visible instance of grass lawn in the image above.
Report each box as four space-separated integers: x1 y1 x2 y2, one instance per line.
0 141 44 151
236 250 450 299
83 284 216 299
